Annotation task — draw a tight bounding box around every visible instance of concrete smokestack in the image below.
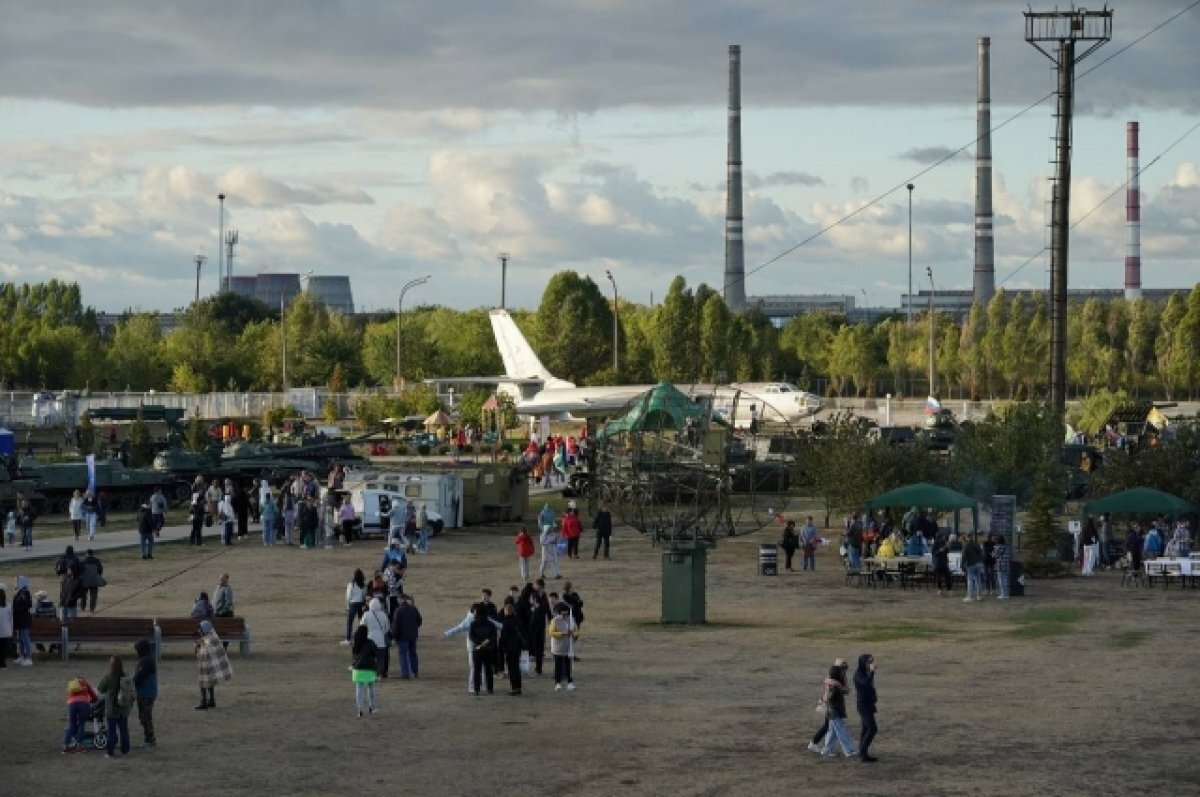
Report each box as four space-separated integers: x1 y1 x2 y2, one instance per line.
723 44 746 312
972 36 995 305
1125 121 1142 300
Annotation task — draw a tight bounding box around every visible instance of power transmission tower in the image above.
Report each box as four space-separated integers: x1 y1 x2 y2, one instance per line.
225 230 239 291
1024 7 1111 416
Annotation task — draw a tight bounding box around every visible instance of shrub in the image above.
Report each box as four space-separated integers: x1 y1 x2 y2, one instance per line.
396 444 408 455
417 444 431 456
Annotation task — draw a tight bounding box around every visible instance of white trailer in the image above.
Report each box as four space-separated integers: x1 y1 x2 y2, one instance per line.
344 471 464 529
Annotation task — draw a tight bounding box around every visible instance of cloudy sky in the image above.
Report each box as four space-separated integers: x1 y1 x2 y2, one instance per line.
1 0 1197 314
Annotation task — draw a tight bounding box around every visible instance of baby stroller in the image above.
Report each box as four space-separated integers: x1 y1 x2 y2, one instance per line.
76 701 108 750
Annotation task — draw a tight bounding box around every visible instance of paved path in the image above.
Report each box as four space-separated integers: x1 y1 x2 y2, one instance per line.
0 520 198 564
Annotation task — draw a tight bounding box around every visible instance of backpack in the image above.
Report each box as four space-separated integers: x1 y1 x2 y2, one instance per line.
118 676 137 710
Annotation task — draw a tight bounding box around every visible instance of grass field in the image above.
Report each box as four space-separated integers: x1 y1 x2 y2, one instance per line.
0 516 1196 797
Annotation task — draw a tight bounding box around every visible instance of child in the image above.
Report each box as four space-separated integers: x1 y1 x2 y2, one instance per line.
63 676 99 753
4 510 14 547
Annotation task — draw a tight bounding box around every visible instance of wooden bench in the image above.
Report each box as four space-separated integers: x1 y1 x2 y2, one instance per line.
30 615 68 660
60 617 156 663
155 617 252 658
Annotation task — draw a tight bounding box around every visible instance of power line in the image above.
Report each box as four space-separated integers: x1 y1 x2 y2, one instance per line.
996 118 1200 289
728 1 1200 294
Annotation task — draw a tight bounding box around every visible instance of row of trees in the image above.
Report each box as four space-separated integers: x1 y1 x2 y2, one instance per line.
4 276 1200 400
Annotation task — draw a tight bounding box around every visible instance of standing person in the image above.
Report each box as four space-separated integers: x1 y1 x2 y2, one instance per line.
350 624 379 717
188 493 205 546
97 656 133 758
994 535 1012 600
443 604 502 694
853 654 879 763
233 485 250 540
801 516 819 571
982 534 997 596
131 639 157 748
300 497 321 549
68 490 84 541
819 661 857 758
499 602 528 696
1080 518 1099 576
592 504 613 559
932 533 953 595
526 589 548 677
344 569 366 645
195 620 232 710
249 479 262 525
388 499 408 550
12 576 33 666
468 604 498 696
361 598 391 680
0 583 11 669
338 496 356 546
260 489 278 547
562 582 584 662
137 501 156 560
416 503 431 554
1099 512 1114 568
281 484 298 546
1126 523 1144 573
214 574 234 618
539 519 562 580
17 492 37 550
62 675 99 753
392 594 422 680
58 561 84 625
150 487 168 535
548 601 579 691
780 520 800 572
80 549 105 614
82 490 99 542
514 526 535 581
218 492 235 546
205 479 222 529
962 534 985 602
561 503 582 559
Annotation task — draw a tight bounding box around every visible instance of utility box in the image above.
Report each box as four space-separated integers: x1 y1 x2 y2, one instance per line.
662 544 707 624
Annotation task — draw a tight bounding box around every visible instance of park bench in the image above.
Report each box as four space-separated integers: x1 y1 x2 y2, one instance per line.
30 615 67 660
155 617 252 658
60 617 156 663
1145 561 1183 589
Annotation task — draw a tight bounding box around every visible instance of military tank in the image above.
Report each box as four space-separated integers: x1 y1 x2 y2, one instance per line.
14 457 190 513
154 435 366 485
0 459 47 513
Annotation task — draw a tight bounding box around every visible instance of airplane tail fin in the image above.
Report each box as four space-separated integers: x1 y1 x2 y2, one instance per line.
488 309 575 389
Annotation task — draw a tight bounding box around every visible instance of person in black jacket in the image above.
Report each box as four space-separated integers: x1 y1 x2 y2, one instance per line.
499 602 529 695
562 582 584 662
525 589 548 676
592 505 613 559
468 606 498 695
390 594 422 680
189 494 206 547
132 639 158 747
350 624 379 717
80 550 104 613
12 577 34 666
853 653 878 762
780 521 800 571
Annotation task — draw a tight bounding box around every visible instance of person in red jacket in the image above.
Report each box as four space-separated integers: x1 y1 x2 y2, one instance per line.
514 527 536 582
561 503 583 559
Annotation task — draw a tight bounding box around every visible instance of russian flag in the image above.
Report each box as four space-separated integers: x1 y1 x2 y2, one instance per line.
925 396 941 415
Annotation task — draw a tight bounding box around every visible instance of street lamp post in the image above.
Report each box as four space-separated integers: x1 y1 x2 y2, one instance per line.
605 269 619 374
906 183 914 323
218 193 226 294
927 266 937 397
396 275 431 388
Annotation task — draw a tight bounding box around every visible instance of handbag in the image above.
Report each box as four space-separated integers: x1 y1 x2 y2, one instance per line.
815 700 826 715
519 650 531 675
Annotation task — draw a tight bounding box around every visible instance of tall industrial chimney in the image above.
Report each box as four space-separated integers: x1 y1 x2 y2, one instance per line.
1125 121 1142 300
723 45 746 312
972 37 995 305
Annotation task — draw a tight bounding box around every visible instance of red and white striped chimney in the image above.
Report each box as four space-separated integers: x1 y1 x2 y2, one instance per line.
1124 121 1141 300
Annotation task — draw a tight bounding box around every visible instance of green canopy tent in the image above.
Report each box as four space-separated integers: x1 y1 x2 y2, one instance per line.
864 482 979 533
1083 487 1196 517
596 381 718 439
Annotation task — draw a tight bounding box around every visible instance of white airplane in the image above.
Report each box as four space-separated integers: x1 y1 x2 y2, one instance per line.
440 309 820 427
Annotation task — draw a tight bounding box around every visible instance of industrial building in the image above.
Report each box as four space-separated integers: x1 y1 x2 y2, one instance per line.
225 273 354 315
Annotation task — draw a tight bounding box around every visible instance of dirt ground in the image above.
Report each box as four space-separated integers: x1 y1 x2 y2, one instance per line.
0 515 1196 797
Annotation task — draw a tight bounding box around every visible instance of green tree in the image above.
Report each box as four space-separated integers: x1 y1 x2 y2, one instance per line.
980 291 1009 398
127 407 154 467
698 293 731 381
186 410 208 452
958 302 986 399
169 362 206 393
1155 292 1186 399
652 276 698 382
1124 298 1159 396
534 272 614 383
106 314 169 391
949 400 1064 507
78 411 95 453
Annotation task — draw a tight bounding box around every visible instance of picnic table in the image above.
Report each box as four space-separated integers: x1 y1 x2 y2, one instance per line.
1143 557 1198 588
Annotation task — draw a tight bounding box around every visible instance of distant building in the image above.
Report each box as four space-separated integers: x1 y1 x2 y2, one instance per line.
254 273 303 310
94 312 180 338
751 294 856 324
900 287 1187 320
304 275 355 315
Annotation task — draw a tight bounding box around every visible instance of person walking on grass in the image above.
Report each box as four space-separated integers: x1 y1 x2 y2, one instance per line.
137 501 156 560
853 654 879 763
780 520 800 572
525 589 548 677
539 518 562 580
80 549 105 614
515 526 536 581
807 658 845 755
12 576 33 666
392 594 422 680
499 601 528 696
344 569 366 645
468 604 499 696
361 598 391 680
69 490 84 541
350 624 379 717
195 620 232 710
592 504 613 559
443 603 502 694
97 656 134 758
801 516 819 571
132 639 157 748
561 502 583 559
820 661 857 759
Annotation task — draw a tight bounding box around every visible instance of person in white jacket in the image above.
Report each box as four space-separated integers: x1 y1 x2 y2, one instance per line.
68 491 84 541
443 603 502 694
343 569 366 645
361 598 391 679
218 494 236 546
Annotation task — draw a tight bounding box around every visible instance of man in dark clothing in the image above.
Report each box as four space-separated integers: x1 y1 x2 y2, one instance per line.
1126 524 1144 572
854 653 879 762
962 534 986 602
562 582 584 662
391 594 422 679
80 550 104 613
138 502 156 559
189 495 206 546
592 505 613 559
468 608 498 695
132 639 158 747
